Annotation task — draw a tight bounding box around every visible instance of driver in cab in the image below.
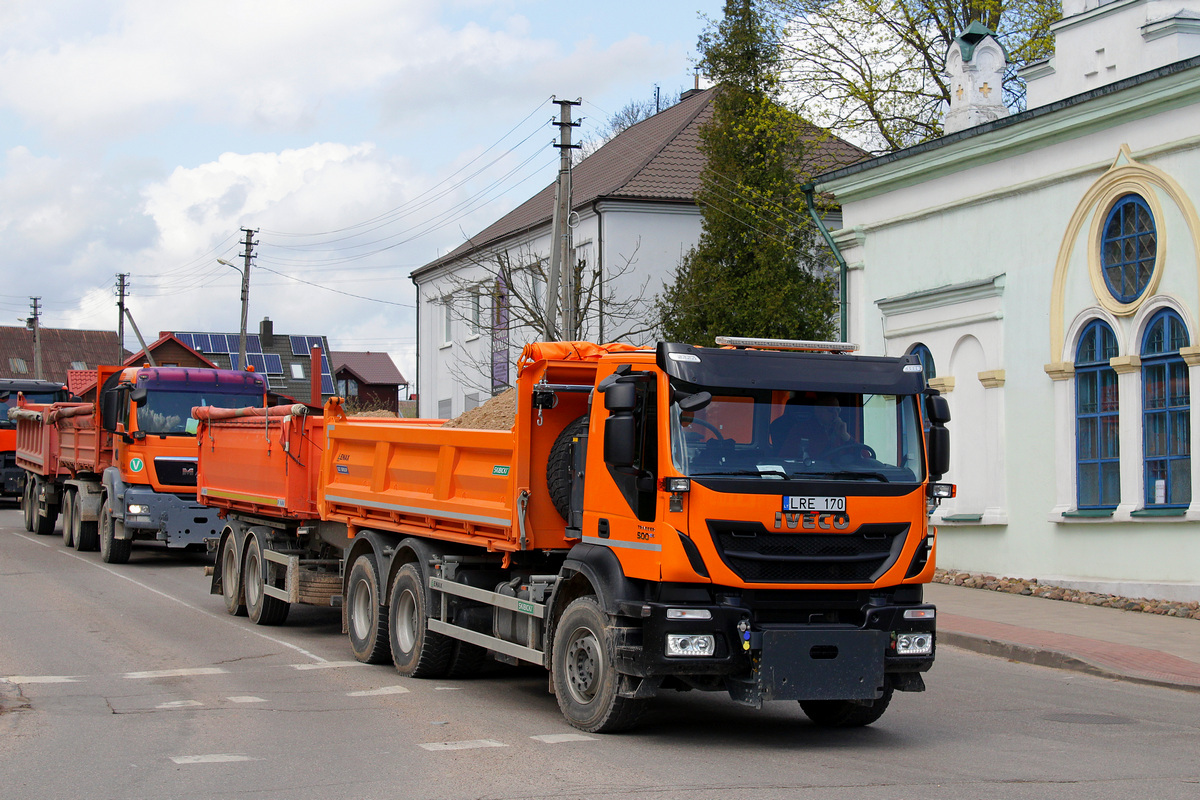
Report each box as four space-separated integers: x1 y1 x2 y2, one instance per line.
772 392 853 459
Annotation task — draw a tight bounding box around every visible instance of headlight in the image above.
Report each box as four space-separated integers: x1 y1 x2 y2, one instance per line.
663 477 691 493
127 504 148 515
666 633 715 657
896 632 934 656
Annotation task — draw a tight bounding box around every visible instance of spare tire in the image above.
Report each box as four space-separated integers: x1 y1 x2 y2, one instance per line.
547 415 590 521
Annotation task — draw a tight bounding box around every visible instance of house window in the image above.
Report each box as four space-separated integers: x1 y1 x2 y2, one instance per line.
291 363 305 380
907 343 936 380
70 360 87 370
437 398 452 418
9 357 28 374
1075 320 1120 509
464 392 480 411
338 378 359 398
1101 194 1155 304
1141 309 1190 507
469 290 482 336
443 297 453 345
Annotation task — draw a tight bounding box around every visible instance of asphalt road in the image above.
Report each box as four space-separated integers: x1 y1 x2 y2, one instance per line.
2 507 1198 800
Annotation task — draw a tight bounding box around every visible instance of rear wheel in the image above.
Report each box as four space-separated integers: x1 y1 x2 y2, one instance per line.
76 504 99 552
446 641 490 678
98 499 131 564
61 491 76 549
244 534 289 625
22 476 36 532
221 538 247 617
33 482 57 536
799 687 894 728
388 563 453 677
346 557 390 664
551 596 644 733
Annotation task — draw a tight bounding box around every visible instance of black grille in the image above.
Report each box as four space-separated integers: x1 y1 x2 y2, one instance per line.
707 520 909 584
154 458 198 487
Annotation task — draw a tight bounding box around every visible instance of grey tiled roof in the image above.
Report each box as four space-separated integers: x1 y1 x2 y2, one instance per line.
0 325 127 384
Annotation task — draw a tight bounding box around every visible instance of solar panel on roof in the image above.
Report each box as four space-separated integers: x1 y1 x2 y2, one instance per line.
192 333 211 352
321 374 335 395
245 334 262 353
263 354 283 375
247 353 267 373
228 353 240 370
290 335 308 356
320 355 330 373
176 333 194 349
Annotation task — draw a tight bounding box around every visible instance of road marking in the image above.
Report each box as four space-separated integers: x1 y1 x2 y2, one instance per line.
13 534 328 664
157 700 203 709
170 754 258 764
4 675 80 684
418 739 508 751
530 733 597 744
434 686 461 691
291 661 364 671
347 685 410 697
124 667 228 679
227 696 266 703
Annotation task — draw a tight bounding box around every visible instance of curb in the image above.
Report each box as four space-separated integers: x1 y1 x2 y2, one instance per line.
0 678 31 715
939 631 1200 695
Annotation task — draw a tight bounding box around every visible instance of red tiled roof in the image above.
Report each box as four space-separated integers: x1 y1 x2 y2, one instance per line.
0 325 127 384
414 87 867 276
330 351 407 386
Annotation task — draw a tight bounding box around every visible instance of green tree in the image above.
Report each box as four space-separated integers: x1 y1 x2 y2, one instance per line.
657 0 837 345
765 0 1060 153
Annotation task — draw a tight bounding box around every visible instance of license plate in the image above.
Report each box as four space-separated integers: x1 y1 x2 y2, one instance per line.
783 496 845 512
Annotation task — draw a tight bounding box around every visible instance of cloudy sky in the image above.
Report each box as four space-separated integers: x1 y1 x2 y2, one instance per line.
0 0 719 386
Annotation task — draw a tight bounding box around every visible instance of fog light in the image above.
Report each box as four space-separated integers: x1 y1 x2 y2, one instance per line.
666 633 715 657
896 632 934 656
127 504 148 515
663 477 691 493
666 608 712 620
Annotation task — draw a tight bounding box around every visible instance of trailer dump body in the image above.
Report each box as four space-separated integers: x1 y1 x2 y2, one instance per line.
1 380 68 497
196 339 952 732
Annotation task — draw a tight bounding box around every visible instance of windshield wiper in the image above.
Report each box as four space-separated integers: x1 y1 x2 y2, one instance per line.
788 469 890 483
692 467 788 478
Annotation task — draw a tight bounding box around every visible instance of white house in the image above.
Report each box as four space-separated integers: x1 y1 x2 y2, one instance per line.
410 88 865 419
814 0 1200 601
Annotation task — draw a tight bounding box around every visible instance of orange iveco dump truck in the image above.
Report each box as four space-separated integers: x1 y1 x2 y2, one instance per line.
11 365 267 563
1 379 69 500
195 338 953 732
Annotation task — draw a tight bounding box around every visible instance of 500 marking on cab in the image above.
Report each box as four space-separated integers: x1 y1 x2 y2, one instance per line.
783 496 845 512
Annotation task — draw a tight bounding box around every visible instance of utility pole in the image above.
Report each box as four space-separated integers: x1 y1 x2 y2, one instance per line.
546 97 580 341
27 297 42 380
115 273 129 364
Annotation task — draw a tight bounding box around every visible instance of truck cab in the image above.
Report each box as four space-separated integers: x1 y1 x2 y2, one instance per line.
1 379 68 498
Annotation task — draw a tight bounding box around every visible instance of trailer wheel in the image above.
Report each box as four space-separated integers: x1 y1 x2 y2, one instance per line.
221 538 247 617
61 491 76 549
98 499 131 564
32 481 58 537
552 596 644 733
76 507 98 552
547 415 589 521
346 556 390 664
446 641 489 678
244 534 289 625
799 687 894 728
22 476 36 532
388 563 453 677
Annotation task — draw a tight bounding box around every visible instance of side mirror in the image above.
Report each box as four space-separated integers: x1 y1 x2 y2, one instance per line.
604 381 637 413
677 391 712 413
100 389 119 432
129 384 148 406
926 395 950 426
604 414 637 468
926 425 950 480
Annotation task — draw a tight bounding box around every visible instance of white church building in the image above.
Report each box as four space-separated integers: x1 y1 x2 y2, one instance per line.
815 0 1200 600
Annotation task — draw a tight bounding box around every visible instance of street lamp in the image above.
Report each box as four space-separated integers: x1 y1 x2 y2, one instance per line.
217 258 250 369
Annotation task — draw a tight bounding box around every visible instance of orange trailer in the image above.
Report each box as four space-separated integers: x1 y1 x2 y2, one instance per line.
197 338 953 732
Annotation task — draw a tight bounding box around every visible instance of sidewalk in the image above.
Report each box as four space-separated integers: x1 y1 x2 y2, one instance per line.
929 582 1200 692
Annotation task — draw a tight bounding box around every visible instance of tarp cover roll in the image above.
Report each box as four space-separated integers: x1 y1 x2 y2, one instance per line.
191 404 308 421
45 404 94 423
516 341 642 376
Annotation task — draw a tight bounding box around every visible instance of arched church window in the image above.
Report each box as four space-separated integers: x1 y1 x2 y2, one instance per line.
1100 194 1156 304
1075 320 1119 509
1141 309 1190 507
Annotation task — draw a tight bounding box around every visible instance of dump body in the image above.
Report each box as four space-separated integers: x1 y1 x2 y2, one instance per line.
14 402 110 478
1 380 69 497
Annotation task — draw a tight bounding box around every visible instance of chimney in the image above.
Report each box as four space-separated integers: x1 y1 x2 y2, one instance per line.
942 22 1009 135
260 317 274 348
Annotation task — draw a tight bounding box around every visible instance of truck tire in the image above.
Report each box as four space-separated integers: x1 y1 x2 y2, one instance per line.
388 563 453 678
98 499 131 564
547 415 588 521
446 641 489 678
221 539 247 617
799 687 894 728
76 510 99 552
22 476 36 532
551 596 644 733
61 491 76 549
244 534 289 625
346 556 390 664
33 481 58 537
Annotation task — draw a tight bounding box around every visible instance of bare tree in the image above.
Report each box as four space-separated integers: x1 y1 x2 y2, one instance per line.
577 89 683 160
438 240 658 397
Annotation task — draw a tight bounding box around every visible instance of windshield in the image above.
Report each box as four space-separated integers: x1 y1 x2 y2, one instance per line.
1 391 68 428
670 388 924 483
136 390 262 435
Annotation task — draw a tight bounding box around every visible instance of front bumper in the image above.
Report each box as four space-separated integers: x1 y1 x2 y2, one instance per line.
120 486 223 547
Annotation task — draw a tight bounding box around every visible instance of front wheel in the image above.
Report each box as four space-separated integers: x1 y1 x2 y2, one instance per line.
346 556 390 664
98 499 130 564
221 538 247 617
551 596 643 733
388 563 452 677
799 686 894 728
244 534 289 625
